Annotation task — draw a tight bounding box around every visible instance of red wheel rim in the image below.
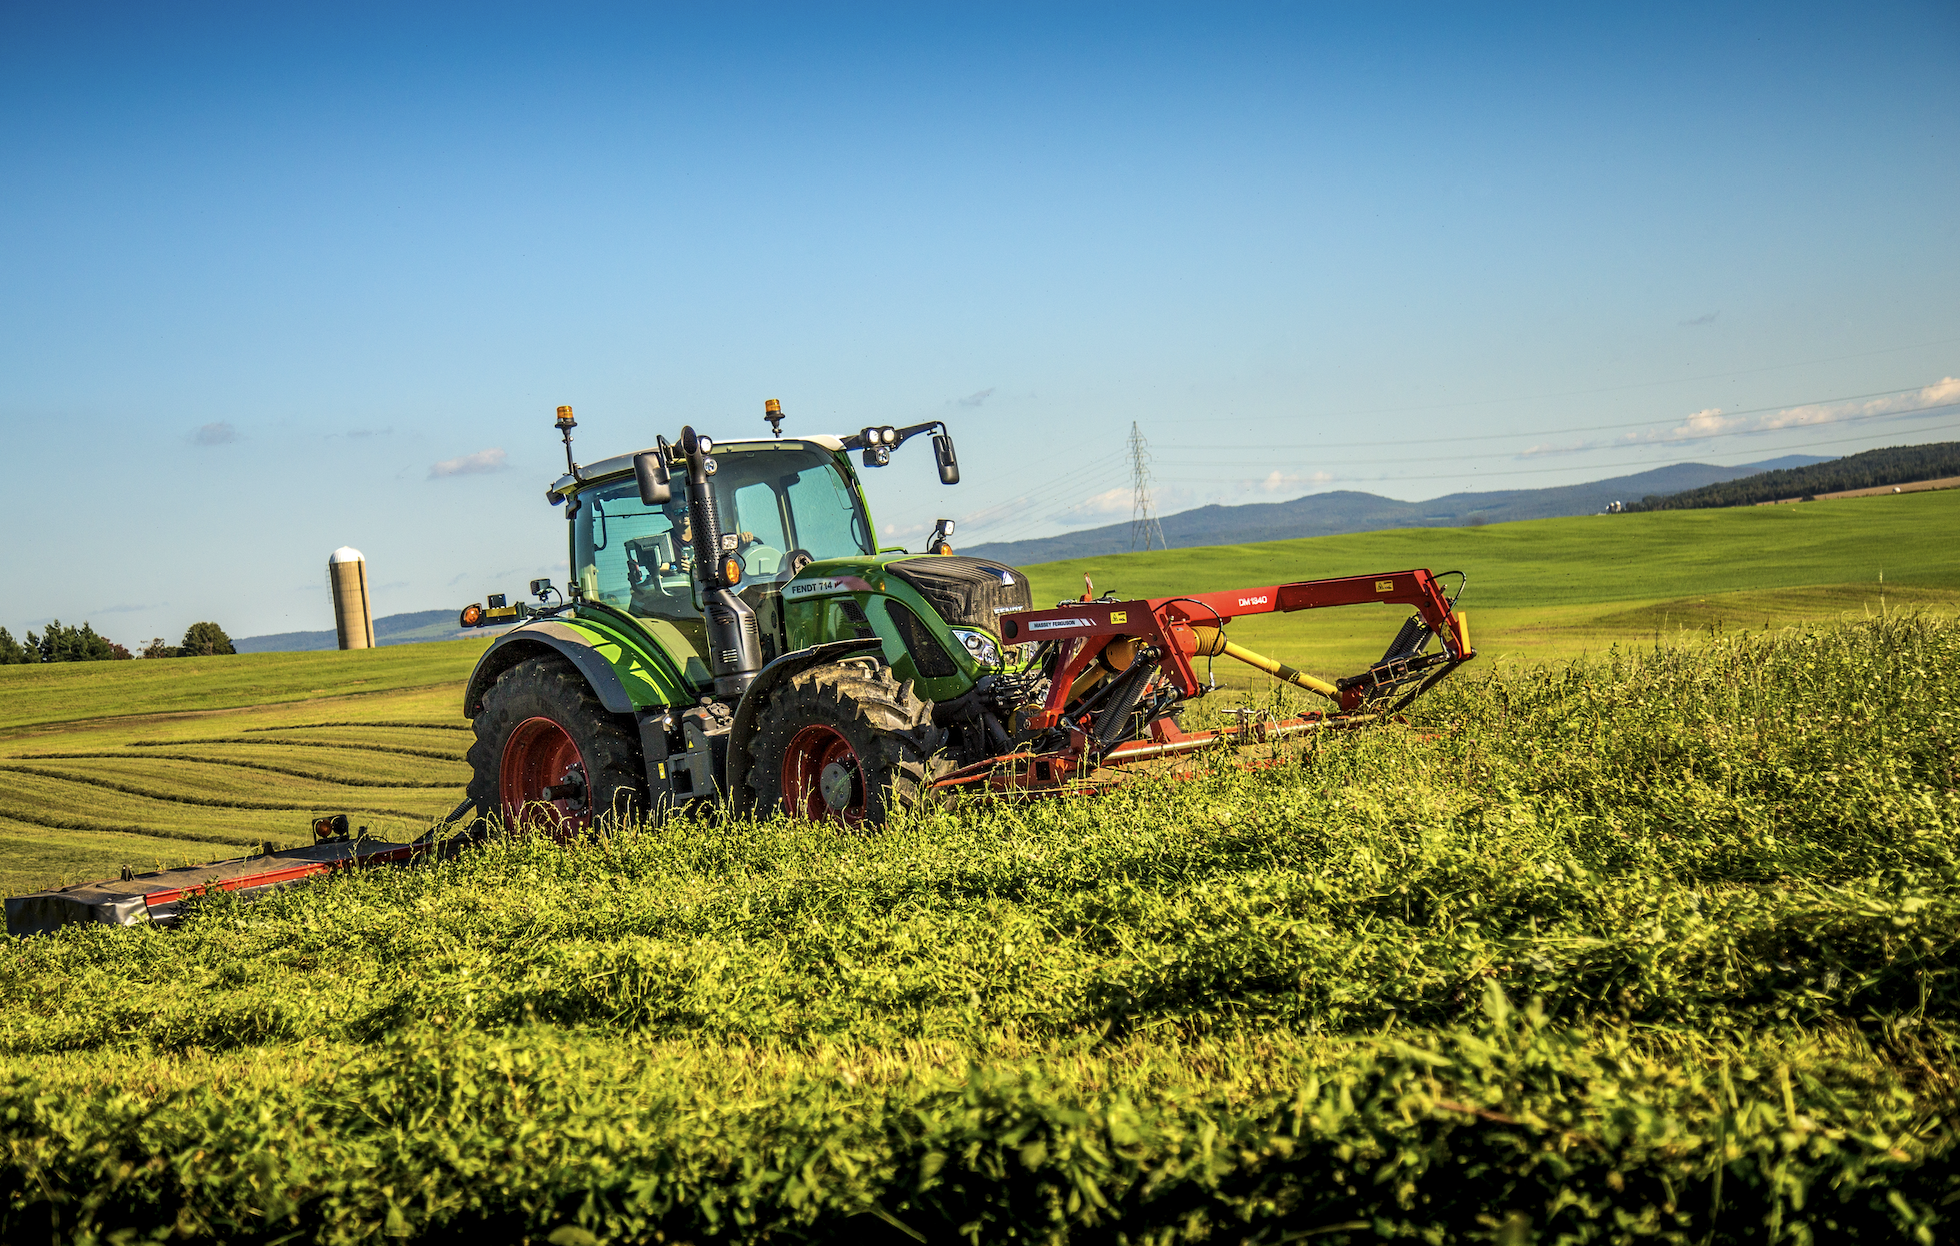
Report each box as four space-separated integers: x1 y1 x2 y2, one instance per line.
782 724 865 824
500 715 588 835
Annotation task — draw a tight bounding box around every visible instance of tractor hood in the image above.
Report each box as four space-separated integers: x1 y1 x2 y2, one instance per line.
884 556 1032 631
783 553 1031 633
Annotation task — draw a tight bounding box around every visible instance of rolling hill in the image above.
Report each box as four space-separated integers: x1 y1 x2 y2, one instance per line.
963 454 1827 565
234 608 512 653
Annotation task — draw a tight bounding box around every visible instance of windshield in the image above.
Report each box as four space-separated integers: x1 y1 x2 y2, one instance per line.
571 444 873 625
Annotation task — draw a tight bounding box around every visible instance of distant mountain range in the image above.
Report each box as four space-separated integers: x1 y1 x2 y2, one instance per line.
959 455 1831 566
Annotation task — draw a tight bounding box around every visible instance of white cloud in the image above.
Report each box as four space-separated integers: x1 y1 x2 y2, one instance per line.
1079 486 1132 515
429 448 510 478
1523 377 1960 457
193 421 240 445
1252 469 1333 493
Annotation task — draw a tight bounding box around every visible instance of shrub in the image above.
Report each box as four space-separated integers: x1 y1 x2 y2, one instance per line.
178 621 235 657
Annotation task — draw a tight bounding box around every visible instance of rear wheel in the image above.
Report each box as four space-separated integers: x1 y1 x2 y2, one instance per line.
467 654 645 834
747 661 944 825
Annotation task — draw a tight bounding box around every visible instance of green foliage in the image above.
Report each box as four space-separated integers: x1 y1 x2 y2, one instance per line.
1629 441 1960 511
140 637 181 658
2 615 1956 1242
12 619 131 664
177 620 235 657
0 628 32 665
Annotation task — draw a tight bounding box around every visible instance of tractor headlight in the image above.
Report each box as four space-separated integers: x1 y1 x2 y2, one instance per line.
949 628 1002 668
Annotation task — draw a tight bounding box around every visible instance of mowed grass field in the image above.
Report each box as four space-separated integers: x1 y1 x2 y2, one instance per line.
0 645 490 896
2 488 1955 897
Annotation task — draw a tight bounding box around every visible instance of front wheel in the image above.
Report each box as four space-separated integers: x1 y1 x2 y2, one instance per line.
746 661 944 825
466 654 646 834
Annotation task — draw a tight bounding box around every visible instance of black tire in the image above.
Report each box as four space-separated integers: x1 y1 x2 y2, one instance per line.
466 654 646 832
746 660 945 825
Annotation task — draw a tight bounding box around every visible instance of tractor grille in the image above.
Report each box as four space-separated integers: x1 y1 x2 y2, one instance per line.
886 556 1031 632
884 601 959 678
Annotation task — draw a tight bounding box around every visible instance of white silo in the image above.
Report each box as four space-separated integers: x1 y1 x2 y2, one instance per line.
328 547 376 650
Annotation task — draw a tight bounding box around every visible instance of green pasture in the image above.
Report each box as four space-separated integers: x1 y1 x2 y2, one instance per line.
2 615 1955 1243
1021 487 1960 680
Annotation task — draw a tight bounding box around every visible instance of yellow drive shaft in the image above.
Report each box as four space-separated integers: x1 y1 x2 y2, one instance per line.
1187 627 1340 701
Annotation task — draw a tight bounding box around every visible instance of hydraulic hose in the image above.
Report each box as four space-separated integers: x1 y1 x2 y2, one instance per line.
1090 656 1161 755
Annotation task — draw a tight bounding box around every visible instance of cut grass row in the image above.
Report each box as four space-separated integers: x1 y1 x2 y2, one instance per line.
0 683 472 895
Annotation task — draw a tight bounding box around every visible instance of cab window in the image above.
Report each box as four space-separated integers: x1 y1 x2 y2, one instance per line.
570 444 873 613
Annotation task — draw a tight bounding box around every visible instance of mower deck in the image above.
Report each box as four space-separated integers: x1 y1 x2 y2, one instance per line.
4 838 428 937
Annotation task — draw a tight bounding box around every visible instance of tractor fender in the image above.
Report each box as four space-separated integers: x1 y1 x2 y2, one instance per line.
725 636 884 814
463 621 637 718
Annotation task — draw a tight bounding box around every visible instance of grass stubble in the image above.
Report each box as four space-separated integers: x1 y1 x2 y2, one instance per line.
1 614 1956 1243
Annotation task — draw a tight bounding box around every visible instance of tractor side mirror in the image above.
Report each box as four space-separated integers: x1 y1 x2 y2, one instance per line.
634 449 671 506
933 432 960 485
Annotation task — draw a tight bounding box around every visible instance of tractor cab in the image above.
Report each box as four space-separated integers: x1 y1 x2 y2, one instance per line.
563 438 876 685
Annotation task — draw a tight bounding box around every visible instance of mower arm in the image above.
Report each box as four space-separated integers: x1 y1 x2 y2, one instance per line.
1000 569 1472 726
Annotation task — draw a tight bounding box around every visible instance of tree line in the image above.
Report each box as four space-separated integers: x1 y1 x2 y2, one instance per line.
1626 440 1960 511
0 621 234 665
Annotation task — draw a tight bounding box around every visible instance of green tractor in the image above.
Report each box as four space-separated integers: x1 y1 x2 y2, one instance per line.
462 400 1478 831
460 400 1022 828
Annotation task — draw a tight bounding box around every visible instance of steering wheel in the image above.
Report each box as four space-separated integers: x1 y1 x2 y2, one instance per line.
783 549 815 578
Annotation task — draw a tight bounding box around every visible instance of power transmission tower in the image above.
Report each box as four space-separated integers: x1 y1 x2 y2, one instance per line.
1128 422 1166 552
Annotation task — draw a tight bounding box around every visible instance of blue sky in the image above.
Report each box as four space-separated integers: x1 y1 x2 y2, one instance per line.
3 2 1956 644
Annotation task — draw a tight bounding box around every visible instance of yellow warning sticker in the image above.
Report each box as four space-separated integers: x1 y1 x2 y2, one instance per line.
1376 579 1395 592
1109 611 1127 624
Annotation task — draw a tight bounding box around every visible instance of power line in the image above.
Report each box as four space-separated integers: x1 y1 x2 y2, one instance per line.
957 450 1126 529
1159 379 1957 451
983 467 1134 543
1156 416 1960 487
1176 334 1960 423
953 449 1130 538
1155 397 1960 472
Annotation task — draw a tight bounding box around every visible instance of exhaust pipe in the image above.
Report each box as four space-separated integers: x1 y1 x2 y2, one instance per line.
679 425 763 698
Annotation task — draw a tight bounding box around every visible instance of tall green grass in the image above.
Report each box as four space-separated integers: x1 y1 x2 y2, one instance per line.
2 616 1955 1243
